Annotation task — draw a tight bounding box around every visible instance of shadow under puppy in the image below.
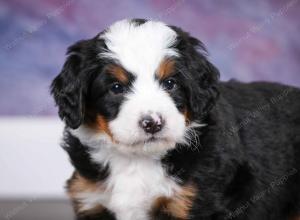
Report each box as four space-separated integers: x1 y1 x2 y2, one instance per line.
51 19 300 220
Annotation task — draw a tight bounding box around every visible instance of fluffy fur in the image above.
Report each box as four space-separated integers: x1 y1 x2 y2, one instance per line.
51 19 300 220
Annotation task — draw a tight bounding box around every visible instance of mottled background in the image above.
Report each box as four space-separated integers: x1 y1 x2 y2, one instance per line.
0 0 299 209
1 0 300 116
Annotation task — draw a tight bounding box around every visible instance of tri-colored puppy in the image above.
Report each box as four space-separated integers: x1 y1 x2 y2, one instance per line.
51 19 300 220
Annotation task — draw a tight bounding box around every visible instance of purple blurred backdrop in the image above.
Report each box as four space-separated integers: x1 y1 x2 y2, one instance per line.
0 0 299 116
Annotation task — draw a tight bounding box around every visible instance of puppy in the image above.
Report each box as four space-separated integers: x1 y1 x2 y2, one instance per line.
51 19 300 220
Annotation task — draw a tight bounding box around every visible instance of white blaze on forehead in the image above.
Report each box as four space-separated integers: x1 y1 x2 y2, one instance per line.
99 19 178 76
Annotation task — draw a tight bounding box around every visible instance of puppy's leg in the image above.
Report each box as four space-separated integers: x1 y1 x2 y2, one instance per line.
150 197 174 219
76 210 115 220
67 172 115 220
150 184 197 220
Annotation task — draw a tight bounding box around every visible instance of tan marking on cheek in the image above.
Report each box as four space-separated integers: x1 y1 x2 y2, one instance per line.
157 59 175 80
108 65 128 83
183 108 191 125
87 115 115 141
96 115 113 138
151 184 197 219
86 114 117 143
67 172 105 215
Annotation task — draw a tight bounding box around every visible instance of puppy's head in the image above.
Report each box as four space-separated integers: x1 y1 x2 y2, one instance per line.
51 19 219 155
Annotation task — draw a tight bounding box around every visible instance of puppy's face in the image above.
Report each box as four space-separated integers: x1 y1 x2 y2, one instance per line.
51 19 219 154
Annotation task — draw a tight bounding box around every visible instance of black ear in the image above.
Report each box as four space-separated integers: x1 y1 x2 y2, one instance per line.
188 55 220 118
51 41 86 129
171 26 220 119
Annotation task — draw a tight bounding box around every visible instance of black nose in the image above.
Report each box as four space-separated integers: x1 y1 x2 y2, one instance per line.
139 114 164 134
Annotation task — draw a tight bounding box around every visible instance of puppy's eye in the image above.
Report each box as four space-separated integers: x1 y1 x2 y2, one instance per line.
162 78 177 91
110 83 124 94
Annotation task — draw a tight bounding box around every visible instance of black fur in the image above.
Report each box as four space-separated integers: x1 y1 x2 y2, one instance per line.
51 20 300 220
76 210 115 220
51 38 109 128
63 132 109 181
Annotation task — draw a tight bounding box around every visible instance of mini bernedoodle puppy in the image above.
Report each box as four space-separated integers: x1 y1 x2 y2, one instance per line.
51 19 300 220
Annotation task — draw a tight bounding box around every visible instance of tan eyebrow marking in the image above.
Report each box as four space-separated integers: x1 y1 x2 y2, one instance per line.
157 59 176 80
107 65 129 83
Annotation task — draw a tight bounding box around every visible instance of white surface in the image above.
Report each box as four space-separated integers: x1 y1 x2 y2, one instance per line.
0 117 73 199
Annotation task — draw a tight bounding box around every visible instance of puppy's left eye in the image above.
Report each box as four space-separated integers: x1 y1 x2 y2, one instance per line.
110 83 124 94
162 78 177 91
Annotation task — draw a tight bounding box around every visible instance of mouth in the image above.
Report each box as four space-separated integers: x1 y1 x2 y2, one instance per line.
144 136 160 143
129 136 169 147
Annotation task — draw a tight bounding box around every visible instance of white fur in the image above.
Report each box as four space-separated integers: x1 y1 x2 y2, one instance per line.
99 19 178 74
70 126 179 220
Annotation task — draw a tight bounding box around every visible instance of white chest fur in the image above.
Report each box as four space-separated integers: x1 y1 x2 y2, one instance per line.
79 148 179 220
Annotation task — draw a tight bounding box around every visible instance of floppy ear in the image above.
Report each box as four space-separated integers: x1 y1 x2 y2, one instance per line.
188 52 220 118
51 41 86 129
172 27 220 119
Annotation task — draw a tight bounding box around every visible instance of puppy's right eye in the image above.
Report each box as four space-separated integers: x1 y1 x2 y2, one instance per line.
110 82 124 94
162 78 177 91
